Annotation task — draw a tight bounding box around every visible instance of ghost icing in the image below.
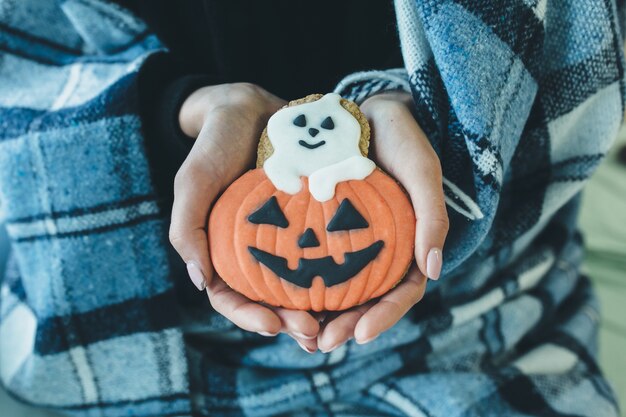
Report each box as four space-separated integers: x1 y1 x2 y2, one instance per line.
264 93 375 202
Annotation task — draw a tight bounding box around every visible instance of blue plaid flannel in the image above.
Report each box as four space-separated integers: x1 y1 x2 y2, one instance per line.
0 0 624 416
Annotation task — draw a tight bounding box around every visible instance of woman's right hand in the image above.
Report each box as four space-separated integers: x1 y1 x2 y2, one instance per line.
170 83 322 352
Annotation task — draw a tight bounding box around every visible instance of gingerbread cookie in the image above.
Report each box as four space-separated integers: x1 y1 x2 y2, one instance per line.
208 93 415 311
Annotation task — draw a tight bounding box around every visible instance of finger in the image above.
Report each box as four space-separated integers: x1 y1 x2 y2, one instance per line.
291 334 318 354
317 302 373 353
370 105 449 280
271 309 320 354
169 113 240 291
354 265 426 344
272 308 320 339
169 159 216 290
206 275 282 335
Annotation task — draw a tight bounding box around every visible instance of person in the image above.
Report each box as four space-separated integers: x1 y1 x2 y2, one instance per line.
127 1 447 353
0 1 622 416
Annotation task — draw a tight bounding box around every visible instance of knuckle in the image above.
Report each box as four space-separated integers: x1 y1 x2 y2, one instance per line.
233 82 262 94
174 160 216 193
225 82 264 105
206 293 222 312
208 83 280 123
173 167 187 190
173 160 198 190
405 279 425 304
432 215 450 230
417 155 442 177
414 289 425 304
426 214 450 235
168 227 184 248
206 284 226 305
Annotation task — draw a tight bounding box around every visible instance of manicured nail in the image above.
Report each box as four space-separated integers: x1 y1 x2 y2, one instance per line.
296 339 316 354
426 248 442 280
293 331 316 340
356 334 379 345
186 262 207 291
321 340 347 354
258 331 278 337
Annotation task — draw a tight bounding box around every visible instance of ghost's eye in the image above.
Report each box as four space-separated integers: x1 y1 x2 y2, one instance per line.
321 116 335 130
293 114 307 127
327 199 368 231
248 196 289 228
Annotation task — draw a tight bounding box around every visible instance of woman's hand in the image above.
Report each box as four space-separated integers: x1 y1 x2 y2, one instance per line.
317 91 449 352
170 83 321 352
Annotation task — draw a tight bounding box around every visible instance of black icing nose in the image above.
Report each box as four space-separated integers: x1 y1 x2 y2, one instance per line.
298 228 320 248
308 128 319 137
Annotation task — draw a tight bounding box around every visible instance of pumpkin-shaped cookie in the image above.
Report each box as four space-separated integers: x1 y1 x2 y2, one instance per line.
209 93 415 311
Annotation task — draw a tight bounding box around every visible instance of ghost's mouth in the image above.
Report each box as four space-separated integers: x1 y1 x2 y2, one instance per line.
248 240 384 288
298 139 326 149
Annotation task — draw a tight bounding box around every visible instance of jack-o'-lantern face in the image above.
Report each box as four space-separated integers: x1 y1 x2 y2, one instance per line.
209 169 415 311
247 195 384 288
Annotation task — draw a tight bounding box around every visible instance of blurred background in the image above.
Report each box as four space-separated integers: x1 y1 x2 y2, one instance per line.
1 126 626 416
578 123 626 410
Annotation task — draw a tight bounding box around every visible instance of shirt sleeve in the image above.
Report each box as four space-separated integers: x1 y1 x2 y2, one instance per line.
335 0 625 277
136 52 228 209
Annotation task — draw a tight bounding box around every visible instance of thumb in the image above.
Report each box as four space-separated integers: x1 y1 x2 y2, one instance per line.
409 168 449 280
370 106 449 280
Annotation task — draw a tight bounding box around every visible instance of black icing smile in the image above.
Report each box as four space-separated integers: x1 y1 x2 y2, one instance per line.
248 240 384 288
298 139 326 149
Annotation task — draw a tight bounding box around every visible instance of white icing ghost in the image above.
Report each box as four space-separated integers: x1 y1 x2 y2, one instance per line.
264 93 375 202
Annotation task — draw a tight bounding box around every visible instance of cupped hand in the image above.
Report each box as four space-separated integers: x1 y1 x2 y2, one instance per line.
317 91 449 352
169 83 321 351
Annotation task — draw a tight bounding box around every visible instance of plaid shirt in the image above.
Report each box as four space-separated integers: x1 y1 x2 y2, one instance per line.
0 0 624 416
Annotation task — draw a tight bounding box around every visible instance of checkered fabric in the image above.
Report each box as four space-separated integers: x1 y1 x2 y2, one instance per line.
0 0 624 416
0 1 190 416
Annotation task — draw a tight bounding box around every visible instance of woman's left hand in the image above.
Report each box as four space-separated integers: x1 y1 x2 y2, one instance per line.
317 91 449 352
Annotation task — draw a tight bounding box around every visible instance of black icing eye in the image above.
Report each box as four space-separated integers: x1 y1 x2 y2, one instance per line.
326 199 368 232
293 114 307 127
321 116 334 130
248 196 289 228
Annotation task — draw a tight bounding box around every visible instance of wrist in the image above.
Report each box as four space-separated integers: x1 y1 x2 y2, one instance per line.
361 91 413 116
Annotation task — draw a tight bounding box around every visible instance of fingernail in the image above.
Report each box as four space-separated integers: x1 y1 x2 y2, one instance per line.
356 334 379 345
186 262 207 291
258 331 278 337
320 340 347 354
426 248 442 280
296 339 316 354
292 331 316 340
